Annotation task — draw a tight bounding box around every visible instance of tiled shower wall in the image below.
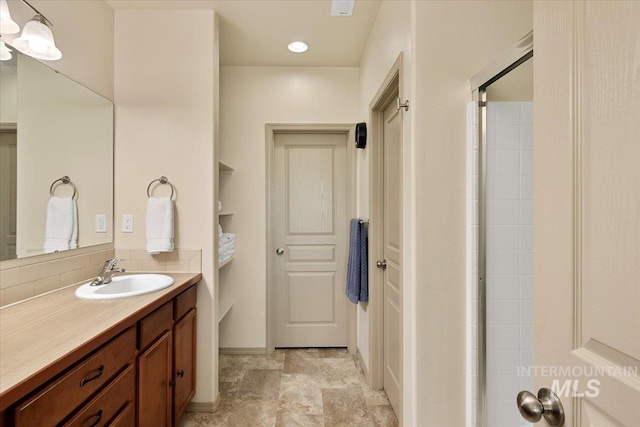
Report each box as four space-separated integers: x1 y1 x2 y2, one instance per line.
467 102 533 427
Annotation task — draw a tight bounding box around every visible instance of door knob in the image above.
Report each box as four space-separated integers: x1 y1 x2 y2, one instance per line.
276 248 284 255
376 260 387 270
517 388 564 426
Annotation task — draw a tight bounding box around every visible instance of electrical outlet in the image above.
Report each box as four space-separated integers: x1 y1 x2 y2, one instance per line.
95 214 107 233
122 214 134 233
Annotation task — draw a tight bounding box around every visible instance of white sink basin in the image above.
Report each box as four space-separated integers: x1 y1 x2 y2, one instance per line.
75 274 175 300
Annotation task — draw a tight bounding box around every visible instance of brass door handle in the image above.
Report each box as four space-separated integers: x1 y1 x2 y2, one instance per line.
376 260 387 270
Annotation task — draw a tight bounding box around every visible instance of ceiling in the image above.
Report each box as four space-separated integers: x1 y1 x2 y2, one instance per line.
107 0 382 67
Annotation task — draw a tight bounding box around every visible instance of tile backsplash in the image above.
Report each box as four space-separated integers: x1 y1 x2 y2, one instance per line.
114 248 201 273
0 248 114 307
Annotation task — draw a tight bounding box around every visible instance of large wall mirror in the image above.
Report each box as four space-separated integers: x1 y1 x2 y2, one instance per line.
0 46 113 262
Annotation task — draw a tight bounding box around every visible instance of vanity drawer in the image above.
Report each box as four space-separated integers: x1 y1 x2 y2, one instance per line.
63 364 135 427
138 301 172 350
174 285 196 321
107 401 134 427
14 328 135 427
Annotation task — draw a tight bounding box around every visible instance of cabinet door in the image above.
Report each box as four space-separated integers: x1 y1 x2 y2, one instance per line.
173 309 196 425
137 331 172 427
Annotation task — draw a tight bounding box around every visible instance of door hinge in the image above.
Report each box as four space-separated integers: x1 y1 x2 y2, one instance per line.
478 101 487 107
396 98 409 111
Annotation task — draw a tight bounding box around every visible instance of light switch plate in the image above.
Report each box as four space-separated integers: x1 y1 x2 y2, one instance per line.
122 214 134 233
95 214 107 233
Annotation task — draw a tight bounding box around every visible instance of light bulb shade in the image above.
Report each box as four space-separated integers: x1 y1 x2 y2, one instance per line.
0 41 12 61
13 15 62 61
0 0 20 34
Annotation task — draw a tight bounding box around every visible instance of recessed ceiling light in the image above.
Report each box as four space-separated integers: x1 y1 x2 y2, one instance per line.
288 41 309 54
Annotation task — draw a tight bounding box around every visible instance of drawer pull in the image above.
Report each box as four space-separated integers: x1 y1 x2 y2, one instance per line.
80 365 105 387
177 370 184 377
87 409 103 427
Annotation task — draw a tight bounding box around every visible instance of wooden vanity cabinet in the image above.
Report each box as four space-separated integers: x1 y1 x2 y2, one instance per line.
1 278 199 427
137 285 197 427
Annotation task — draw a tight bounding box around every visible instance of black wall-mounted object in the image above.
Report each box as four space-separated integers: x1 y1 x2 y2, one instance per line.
355 122 367 149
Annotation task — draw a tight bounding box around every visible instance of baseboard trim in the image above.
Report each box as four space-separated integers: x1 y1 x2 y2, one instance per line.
186 393 220 413
219 347 268 355
357 349 371 385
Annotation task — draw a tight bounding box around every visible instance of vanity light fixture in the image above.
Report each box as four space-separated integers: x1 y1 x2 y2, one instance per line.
0 40 12 60
13 0 61 61
287 41 309 54
0 0 20 34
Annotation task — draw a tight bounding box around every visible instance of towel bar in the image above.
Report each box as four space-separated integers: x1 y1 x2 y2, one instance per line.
147 176 176 199
49 176 77 199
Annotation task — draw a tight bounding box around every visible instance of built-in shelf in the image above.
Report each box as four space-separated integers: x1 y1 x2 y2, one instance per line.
218 299 234 323
219 160 235 173
218 211 235 217
219 256 234 269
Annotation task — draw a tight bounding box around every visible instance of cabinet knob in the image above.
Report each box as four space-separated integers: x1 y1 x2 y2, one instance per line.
177 370 185 377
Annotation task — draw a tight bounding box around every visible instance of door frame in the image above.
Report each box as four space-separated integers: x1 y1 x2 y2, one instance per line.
265 123 357 353
368 54 403 393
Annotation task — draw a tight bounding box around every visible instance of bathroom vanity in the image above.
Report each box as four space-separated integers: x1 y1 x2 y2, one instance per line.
0 272 201 426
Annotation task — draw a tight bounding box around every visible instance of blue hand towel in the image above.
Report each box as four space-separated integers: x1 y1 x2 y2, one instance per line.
346 219 368 304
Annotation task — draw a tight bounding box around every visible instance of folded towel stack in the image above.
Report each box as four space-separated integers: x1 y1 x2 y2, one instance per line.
218 224 235 264
44 196 78 253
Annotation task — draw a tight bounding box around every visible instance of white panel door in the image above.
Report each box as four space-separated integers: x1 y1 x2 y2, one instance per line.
273 132 348 347
534 2 640 426
383 100 402 417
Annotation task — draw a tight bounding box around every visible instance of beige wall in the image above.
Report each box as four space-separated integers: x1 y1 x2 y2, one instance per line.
411 1 532 425
16 55 113 258
0 0 114 302
0 64 17 123
114 9 217 404
218 66 360 348
357 0 412 383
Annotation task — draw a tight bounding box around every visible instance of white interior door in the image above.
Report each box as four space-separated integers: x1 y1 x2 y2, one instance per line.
382 99 402 418
273 132 348 348
534 2 640 426
0 130 17 261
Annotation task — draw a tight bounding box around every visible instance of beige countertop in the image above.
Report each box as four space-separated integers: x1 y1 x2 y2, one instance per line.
0 272 201 411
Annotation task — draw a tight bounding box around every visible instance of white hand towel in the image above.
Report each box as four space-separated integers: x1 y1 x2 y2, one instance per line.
146 197 174 254
69 199 78 249
220 240 235 252
44 196 74 253
218 224 223 237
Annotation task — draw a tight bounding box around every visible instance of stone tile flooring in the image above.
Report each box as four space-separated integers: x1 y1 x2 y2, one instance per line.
180 348 399 427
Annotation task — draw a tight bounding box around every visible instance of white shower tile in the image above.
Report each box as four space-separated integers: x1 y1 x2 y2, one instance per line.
519 226 533 250
520 178 533 200
520 325 534 350
519 275 533 300
496 126 521 150
495 151 520 175
495 102 521 125
495 226 519 250
519 200 533 225
495 176 520 200
493 275 520 300
521 102 533 125
495 201 520 226
520 125 533 150
520 150 533 176
494 350 521 375
494 300 520 325
493 250 519 275
520 300 534 325
519 251 533 275
495 326 520 350
487 104 497 126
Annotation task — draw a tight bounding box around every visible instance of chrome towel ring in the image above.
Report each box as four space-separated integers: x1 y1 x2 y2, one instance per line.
50 176 77 199
147 176 175 199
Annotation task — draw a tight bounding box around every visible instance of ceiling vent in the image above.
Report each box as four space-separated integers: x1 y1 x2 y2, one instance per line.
331 0 355 16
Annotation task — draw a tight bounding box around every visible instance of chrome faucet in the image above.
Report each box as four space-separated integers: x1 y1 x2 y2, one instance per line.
90 258 125 286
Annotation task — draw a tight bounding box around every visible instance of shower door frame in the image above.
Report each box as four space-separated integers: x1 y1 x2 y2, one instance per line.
470 31 533 427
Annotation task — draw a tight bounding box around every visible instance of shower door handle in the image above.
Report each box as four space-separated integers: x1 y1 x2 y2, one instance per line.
376 260 387 270
517 388 564 425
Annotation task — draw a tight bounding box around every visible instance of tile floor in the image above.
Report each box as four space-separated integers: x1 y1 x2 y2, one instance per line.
180 348 399 427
